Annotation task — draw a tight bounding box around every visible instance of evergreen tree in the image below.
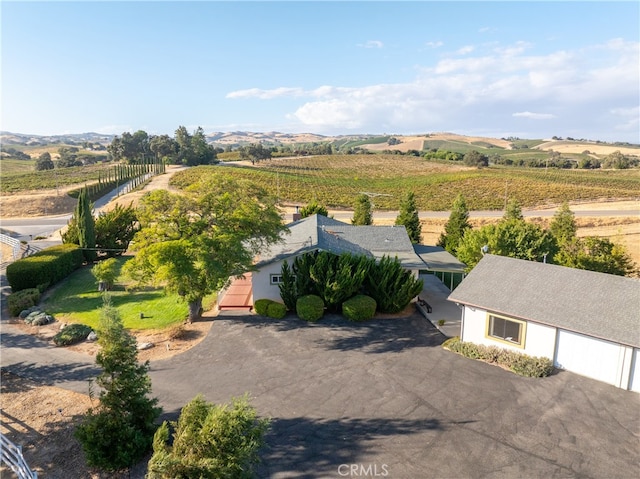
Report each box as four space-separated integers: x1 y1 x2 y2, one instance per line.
549 202 577 244
395 191 421 243
504 198 523 221
352 194 373 225
77 188 97 262
554 236 636 276
75 295 161 471
147 394 269 478
300 199 329 218
437 194 471 255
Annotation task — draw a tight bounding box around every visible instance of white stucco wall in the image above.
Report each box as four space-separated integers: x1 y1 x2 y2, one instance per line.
252 259 287 303
460 306 556 358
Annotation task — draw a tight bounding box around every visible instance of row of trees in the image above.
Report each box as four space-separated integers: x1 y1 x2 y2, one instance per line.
438 196 635 276
108 126 219 166
298 191 421 244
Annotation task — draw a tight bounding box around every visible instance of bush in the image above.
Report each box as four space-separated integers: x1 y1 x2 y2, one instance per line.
342 295 377 321
442 337 554 378
266 301 287 319
296 295 324 322
6 244 84 292
147 394 269 478
253 298 273 316
364 255 423 313
53 323 93 346
7 288 40 317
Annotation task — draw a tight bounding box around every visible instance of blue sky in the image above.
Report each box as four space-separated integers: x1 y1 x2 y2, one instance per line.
2 1 638 142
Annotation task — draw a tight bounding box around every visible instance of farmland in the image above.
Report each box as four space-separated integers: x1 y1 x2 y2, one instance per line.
171 155 640 211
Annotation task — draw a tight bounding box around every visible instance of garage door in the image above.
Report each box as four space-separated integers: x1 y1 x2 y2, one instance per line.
555 330 622 386
629 349 640 393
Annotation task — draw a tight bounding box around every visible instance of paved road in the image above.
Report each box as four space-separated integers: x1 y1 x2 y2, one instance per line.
4 311 638 478
2 207 638 242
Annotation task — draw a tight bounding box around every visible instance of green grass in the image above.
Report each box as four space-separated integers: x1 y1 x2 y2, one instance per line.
1 163 115 193
0 158 36 173
42 257 190 330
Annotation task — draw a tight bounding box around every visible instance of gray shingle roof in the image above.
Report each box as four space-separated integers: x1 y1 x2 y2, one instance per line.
414 245 466 273
448 254 640 348
255 214 426 270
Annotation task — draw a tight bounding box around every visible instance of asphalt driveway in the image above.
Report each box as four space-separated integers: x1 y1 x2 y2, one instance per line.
149 312 640 479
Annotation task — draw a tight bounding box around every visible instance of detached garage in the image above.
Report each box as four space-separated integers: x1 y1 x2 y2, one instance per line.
448 255 640 392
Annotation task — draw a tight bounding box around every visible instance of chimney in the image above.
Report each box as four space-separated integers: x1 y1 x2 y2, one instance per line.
292 205 302 222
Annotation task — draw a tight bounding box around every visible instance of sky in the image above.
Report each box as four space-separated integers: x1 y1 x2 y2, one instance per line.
1 1 639 143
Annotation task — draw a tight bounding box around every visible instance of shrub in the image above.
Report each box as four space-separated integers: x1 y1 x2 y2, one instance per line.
253 298 273 316
442 337 554 378
7 288 40 317
53 323 93 346
6 244 84 292
364 255 423 313
296 295 324 322
266 301 287 319
91 257 119 291
147 394 269 478
342 295 377 321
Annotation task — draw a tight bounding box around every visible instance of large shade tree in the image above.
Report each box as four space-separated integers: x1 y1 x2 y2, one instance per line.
124 173 286 321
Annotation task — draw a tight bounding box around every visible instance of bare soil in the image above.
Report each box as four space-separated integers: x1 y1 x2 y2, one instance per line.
0 317 213 478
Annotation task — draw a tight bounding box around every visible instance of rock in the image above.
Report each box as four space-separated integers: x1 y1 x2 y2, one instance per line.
137 342 154 350
32 315 49 326
59 323 67 330
86 331 98 342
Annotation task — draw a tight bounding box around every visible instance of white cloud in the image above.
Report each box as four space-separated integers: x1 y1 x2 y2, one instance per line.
512 111 556 120
424 41 443 49
358 40 384 49
227 39 640 141
456 45 475 55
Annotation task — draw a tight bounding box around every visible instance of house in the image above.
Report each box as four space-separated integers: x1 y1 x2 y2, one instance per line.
217 214 465 310
447 254 640 392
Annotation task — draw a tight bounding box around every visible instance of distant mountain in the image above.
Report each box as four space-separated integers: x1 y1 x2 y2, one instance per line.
0 131 115 146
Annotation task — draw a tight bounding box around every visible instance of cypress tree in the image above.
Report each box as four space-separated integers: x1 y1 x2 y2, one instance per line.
78 187 97 262
437 194 472 255
352 194 373 225
395 191 422 243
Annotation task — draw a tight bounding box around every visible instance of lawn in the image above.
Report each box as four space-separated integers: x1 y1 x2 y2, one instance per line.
42 257 193 330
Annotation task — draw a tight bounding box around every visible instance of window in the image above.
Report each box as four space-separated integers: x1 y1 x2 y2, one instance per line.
487 314 525 347
270 274 283 285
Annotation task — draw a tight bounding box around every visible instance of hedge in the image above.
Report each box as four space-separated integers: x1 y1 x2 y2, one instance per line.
296 295 324 322
442 337 554 378
6 244 84 292
7 288 41 317
253 298 287 319
342 295 377 322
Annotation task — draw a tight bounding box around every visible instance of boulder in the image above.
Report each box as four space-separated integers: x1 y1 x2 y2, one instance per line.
137 342 154 350
86 331 98 342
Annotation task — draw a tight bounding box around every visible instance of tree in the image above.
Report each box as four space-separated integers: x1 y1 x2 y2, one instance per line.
504 198 523 221
149 134 178 163
35 152 54 171
352 194 373 225
554 237 635 276
75 295 161 471
395 191 421 243
92 257 119 291
57 146 81 167
124 174 286 321
147 394 269 479
549 202 577 244
463 150 488 167
95 203 139 257
174 125 217 166
456 220 557 271
299 199 328 218
602 150 630 169
77 188 97 263
437 194 471 255
239 143 271 164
